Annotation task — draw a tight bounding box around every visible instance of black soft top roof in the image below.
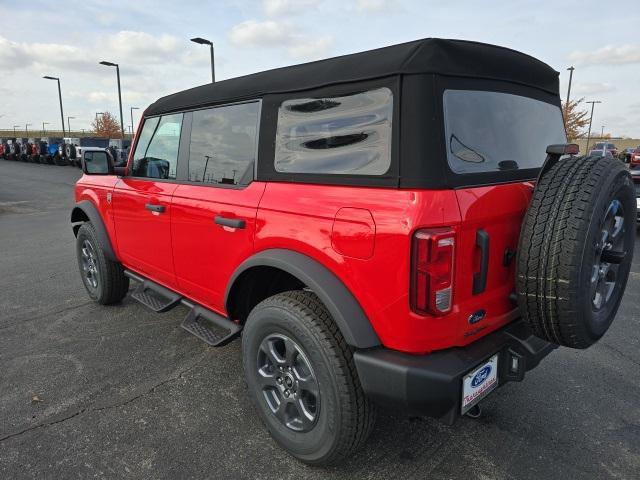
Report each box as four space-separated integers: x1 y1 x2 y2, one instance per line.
146 38 559 116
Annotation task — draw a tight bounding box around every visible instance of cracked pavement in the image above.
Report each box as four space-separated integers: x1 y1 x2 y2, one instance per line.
1 160 639 479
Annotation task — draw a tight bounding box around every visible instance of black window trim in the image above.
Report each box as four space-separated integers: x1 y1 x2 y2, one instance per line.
128 113 184 183
433 75 565 189
257 76 401 188
181 99 262 190
127 99 262 189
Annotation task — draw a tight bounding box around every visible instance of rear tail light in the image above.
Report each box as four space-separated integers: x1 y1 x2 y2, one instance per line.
410 228 455 315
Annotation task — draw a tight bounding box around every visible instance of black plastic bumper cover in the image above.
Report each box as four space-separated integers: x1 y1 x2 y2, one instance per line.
353 319 556 424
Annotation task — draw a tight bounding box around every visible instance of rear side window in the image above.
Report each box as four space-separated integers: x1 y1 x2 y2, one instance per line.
132 114 183 179
443 90 566 174
274 88 393 175
188 102 260 186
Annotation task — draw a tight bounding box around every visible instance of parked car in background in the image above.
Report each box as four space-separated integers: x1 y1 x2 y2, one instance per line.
620 147 635 163
630 166 640 224
593 142 618 157
589 149 614 159
630 147 640 168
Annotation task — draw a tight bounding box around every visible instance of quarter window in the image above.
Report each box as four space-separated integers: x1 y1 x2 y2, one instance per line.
131 114 183 179
274 88 393 175
188 102 260 186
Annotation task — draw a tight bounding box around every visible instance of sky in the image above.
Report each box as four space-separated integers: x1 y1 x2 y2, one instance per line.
0 0 639 137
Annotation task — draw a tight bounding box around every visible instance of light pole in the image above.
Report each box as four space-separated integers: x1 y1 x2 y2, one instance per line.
99 61 125 137
585 100 602 153
601 125 605 139
190 37 215 82
67 116 75 134
13 125 19 136
25 123 31 135
43 75 66 137
130 106 139 135
42 122 49 136
565 66 575 116
95 112 104 134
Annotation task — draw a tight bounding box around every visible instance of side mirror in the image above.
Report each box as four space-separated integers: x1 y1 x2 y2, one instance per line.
83 151 114 175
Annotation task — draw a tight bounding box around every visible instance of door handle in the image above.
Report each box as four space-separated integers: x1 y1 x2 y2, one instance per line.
473 229 490 295
215 216 246 229
145 203 166 213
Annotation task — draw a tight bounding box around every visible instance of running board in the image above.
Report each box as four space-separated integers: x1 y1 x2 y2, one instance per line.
124 270 241 347
180 302 242 347
125 271 182 313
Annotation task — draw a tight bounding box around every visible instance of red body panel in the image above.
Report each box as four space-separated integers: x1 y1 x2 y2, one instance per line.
171 182 266 313
75 173 531 354
112 179 178 288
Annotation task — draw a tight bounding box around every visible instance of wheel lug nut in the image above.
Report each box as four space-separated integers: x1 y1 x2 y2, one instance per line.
284 390 290 397
276 377 282 384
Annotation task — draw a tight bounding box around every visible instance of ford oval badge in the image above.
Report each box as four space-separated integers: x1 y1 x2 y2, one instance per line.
468 309 486 325
471 365 492 388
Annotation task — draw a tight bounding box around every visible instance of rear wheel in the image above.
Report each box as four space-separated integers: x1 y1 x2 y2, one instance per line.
242 291 375 465
517 155 636 348
75 223 129 304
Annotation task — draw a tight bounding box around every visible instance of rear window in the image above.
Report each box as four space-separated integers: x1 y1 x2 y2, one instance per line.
443 90 566 174
274 88 393 175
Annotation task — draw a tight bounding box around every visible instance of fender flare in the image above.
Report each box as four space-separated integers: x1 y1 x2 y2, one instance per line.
70 200 118 262
225 249 381 349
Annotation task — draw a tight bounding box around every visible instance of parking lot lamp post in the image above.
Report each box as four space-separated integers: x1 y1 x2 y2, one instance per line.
13 125 19 136
190 37 215 82
99 61 125 138
601 125 605 139
67 116 75 134
42 122 49 136
585 100 601 153
130 106 139 135
565 66 574 116
25 123 31 135
43 76 66 137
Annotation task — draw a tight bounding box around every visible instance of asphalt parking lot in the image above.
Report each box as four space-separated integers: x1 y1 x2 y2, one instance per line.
0 160 639 479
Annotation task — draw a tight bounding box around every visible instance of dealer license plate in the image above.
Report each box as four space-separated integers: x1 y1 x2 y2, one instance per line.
461 354 499 414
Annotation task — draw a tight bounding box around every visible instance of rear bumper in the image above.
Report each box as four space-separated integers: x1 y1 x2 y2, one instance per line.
353 319 556 424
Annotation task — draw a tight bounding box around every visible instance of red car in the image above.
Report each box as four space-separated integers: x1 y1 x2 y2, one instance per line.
70 38 636 464
630 147 640 167
593 141 619 158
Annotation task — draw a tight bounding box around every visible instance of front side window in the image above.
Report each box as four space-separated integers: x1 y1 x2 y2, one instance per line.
131 114 183 179
443 90 566 174
188 102 260 186
274 87 393 175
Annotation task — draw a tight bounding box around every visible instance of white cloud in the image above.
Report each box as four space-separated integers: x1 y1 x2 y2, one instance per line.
573 82 616 95
104 31 181 64
569 44 640 66
356 0 400 12
228 20 292 47
288 36 334 60
228 20 332 61
263 0 318 16
0 35 91 72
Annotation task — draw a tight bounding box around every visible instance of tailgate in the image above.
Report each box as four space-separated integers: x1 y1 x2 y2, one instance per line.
453 182 534 341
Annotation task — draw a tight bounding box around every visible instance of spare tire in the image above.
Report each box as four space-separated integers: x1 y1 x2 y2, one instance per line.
517 155 636 349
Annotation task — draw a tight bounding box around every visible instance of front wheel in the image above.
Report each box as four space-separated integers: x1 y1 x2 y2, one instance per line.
75 223 129 304
242 291 376 465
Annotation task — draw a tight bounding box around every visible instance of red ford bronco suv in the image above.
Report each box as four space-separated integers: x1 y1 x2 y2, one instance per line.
71 38 636 465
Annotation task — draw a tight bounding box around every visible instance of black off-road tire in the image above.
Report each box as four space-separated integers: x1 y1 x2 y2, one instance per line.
75 223 129 305
517 155 636 348
242 290 376 465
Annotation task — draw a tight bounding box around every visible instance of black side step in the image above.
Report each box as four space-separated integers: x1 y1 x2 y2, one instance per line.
180 302 242 347
125 271 182 313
